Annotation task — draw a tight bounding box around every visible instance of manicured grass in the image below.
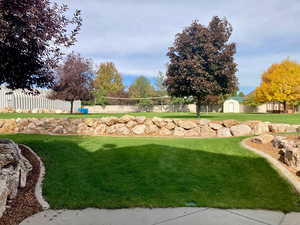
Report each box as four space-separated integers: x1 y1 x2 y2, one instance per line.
3 134 300 211
0 112 300 124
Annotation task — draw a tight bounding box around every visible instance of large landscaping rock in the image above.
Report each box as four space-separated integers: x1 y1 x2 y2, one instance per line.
52 125 65 134
270 136 300 170
176 120 197 130
244 121 270 134
135 116 146 124
145 124 159 135
101 117 118 126
132 125 146 135
118 115 135 123
84 118 99 127
184 127 200 136
217 127 232 137
209 122 223 130
222 120 239 128
272 136 289 149
286 125 299 133
280 147 300 170
251 134 274 144
106 125 117 134
0 119 17 133
200 126 216 137
159 127 173 136
94 124 107 135
253 122 270 135
272 136 300 170
126 120 137 128
269 123 290 133
0 179 9 218
230 124 252 136
114 124 131 135
174 127 185 136
165 120 176 130
0 139 32 218
152 117 166 128
197 119 210 126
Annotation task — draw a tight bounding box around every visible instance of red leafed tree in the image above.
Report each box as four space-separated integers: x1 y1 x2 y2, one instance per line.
50 53 93 113
165 16 238 117
0 0 82 92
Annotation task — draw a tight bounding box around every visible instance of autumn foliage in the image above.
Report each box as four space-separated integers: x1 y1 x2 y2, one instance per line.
94 62 125 95
255 59 300 111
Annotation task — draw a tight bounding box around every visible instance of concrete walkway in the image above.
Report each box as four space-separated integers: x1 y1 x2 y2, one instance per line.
20 207 300 225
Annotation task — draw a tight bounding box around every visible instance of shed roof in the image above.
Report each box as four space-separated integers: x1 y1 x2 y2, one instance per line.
226 96 245 102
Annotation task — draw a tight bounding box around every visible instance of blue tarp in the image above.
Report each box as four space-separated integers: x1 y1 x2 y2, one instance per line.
79 108 89 114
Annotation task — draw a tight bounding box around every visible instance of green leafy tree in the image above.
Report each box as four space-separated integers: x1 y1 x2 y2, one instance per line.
238 91 245 97
93 62 124 104
243 91 260 107
129 76 155 98
165 16 238 117
129 76 156 107
170 97 193 105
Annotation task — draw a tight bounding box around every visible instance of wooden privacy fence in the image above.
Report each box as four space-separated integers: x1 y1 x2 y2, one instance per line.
0 88 81 112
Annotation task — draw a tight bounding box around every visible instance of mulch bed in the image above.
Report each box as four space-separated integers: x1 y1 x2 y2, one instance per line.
245 134 300 182
0 145 43 225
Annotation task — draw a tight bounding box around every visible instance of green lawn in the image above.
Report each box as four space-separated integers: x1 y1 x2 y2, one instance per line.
4 134 300 212
1 112 300 124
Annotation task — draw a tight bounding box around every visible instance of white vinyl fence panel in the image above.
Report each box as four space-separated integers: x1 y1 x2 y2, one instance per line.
0 89 10 109
0 87 81 112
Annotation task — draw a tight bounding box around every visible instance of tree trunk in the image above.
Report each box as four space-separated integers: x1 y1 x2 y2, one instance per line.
283 101 287 113
196 96 201 118
70 100 74 114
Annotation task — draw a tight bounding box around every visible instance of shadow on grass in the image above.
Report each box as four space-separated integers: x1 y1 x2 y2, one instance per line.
9 136 299 212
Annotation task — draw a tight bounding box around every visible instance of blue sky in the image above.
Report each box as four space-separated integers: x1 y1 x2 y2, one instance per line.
58 0 300 95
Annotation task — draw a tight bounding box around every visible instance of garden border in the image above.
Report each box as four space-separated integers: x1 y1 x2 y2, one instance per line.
241 138 300 194
19 144 50 210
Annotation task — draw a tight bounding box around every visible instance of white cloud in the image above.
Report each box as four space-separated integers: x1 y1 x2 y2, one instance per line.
57 0 300 87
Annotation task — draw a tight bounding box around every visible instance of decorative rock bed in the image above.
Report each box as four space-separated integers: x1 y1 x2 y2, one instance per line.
0 139 32 218
251 134 300 175
272 136 300 171
0 116 299 137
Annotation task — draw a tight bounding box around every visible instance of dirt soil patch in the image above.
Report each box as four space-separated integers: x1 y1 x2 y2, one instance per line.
245 134 300 182
0 145 42 225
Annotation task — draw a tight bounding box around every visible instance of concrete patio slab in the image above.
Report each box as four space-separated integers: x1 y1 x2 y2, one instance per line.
19 207 300 225
281 212 300 225
160 208 265 225
20 207 206 225
227 209 284 225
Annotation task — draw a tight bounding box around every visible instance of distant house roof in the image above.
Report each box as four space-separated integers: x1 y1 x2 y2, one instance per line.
226 96 245 103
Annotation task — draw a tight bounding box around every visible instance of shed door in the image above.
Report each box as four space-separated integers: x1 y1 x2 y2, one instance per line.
229 102 235 112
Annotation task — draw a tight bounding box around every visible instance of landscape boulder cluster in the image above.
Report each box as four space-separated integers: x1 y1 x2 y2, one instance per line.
0 139 32 218
0 107 68 114
0 115 299 137
273 136 300 171
252 134 300 172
